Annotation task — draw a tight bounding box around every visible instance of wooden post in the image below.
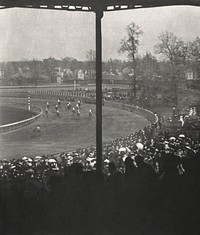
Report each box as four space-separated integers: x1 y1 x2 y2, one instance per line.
28 95 31 111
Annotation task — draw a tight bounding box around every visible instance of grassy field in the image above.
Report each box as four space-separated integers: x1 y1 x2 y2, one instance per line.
0 97 150 160
0 106 34 125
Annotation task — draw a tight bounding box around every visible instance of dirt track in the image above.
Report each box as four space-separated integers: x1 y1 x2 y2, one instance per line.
0 98 149 160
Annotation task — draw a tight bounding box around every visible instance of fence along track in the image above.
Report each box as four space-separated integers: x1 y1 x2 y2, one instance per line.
0 90 156 133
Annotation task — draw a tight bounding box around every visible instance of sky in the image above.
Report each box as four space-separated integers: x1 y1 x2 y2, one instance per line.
0 5 200 62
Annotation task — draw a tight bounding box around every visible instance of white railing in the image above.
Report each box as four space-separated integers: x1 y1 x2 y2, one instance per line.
0 106 43 133
105 101 158 124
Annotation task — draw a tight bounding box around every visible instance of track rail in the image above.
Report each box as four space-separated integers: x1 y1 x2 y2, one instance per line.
0 106 43 133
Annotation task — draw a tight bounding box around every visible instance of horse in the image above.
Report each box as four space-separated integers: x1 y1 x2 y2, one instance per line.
72 107 76 114
46 102 50 109
75 103 79 110
89 109 93 118
77 110 80 119
33 125 41 137
67 102 71 110
45 108 48 117
56 110 60 118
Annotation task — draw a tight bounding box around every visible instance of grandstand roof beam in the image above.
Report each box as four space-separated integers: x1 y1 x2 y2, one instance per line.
0 0 200 12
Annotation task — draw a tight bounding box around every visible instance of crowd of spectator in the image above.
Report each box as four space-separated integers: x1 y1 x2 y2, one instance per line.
0 119 200 234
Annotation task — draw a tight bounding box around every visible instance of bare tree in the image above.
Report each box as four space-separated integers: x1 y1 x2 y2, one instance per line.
119 22 143 102
86 49 96 79
187 37 200 78
30 59 40 86
139 52 158 107
188 37 200 61
155 31 187 63
154 31 187 106
43 57 58 83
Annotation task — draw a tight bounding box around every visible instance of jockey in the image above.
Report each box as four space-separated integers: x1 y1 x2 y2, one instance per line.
72 107 76 113
77 109 80 117
89 109 92 117
67 102 71 110
55 104 58 111
76 103 79 110
46 102 50 109
45 108 48 117
57 98 61 106
35 125 41 136
78 100 81 107
36 125 41 132
56 110 60 118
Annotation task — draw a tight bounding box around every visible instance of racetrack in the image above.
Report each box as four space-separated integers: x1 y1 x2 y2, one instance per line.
0 97 150 160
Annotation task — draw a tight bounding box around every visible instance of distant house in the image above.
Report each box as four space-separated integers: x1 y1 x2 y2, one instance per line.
64 69 73 79
186 69 195 80
11 72 24 85
128 69 134 77
116 69 123 77
78 70 85 80
185 68 199 81
0 70 7 85
55 67 68 83
57 77 62 84
55 67 64 79
85 69 96 79
40 75 50 82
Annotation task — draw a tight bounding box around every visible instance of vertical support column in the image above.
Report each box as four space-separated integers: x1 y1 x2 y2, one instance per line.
96 11 103 176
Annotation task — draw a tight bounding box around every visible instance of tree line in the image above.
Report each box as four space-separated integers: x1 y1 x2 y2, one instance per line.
119 22 200 106
0 22 200 102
